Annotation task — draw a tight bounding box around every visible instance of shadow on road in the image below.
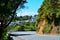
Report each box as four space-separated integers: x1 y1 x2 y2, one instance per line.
9 34 33 40
9 34 33 36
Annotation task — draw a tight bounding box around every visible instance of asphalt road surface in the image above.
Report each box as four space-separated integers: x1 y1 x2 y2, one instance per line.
9 31 60 40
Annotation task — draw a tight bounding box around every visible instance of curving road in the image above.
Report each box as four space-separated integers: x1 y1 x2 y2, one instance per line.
9 31 60 40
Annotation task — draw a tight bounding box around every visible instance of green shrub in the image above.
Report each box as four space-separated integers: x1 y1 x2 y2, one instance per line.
57 26 60 34
3 34 9 40
24 26 31 31
8 25 20 32
43 26 52 34
17 22 36 31
8 21 36 31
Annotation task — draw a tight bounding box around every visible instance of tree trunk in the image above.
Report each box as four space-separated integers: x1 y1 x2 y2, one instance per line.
0 27 4 40
0 26 7 40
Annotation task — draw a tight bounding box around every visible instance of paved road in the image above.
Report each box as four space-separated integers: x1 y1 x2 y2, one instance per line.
9 31 60 40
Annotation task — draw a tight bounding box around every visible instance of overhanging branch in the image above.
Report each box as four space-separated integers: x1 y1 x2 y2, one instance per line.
4 0 25 28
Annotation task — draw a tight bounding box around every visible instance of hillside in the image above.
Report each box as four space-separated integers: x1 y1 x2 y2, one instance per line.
36 0 60 35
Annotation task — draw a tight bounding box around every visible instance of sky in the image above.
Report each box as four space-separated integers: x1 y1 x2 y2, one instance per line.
16 0 44 16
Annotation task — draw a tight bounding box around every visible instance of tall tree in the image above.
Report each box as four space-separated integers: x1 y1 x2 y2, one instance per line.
0 0 27 40
36 0 60 34
37 0 60 26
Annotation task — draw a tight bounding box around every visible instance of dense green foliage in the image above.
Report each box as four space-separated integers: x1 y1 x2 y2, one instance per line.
8 21 36 32
36 0 60 26
0 0 26 25
57 26 60 34
42 25 52 34
36 0 60 34
0 0 27 40
18 22 36 31
8 22 20 32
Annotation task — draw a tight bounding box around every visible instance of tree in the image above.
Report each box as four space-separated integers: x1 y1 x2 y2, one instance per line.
36 0 60 34
0 0 27 40
37 0 60 26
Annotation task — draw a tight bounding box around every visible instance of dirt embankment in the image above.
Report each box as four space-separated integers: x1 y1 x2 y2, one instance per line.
36 20 58 35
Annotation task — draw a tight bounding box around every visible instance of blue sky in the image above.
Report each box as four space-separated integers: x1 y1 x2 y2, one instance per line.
16 0 43 16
